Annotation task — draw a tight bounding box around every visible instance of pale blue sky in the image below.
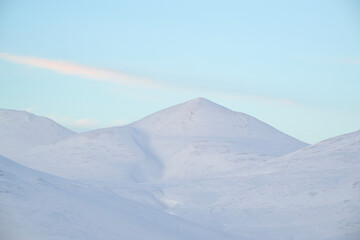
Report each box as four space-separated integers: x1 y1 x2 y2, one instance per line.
1 0 359 143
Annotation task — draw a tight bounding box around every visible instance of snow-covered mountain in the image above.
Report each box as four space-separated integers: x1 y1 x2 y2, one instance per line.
0 155 239 240
131 97 308 179
0 108 74 159
132 97 296 140
161 130 360 240
14 98 307 184
2 98 358 240
271 129 360 171
17 126 162 184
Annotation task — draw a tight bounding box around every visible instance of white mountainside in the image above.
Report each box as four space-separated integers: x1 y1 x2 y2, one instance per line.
131 97 308 179
0 155 239 240
161 130 360 240
17 127 162 183
0 108 74 159
15 97 308 183
0 99 359 240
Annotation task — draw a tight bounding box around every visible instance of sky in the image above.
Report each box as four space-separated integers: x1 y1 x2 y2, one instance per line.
0 0 359 143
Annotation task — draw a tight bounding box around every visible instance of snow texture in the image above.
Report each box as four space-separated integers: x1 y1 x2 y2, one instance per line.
0 98 359 240
13 97 307 182
0 155 239 240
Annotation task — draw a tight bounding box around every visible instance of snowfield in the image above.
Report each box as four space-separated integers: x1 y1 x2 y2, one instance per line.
0 155 240 240
0 98 359 240
0 108 74 159
161 129 360 240
12 98 307 183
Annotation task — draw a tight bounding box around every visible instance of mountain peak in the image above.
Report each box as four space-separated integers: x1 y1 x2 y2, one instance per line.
131 98 236 137
0 108 35 123
131 98 307 148
179 97 227 111
187 97 207 102
185 97 213 104
155 97 232 120
0 108 74 159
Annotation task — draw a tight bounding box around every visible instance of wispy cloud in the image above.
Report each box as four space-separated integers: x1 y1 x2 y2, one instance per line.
327 57 360 65
0 52 166 89
0 52 296 106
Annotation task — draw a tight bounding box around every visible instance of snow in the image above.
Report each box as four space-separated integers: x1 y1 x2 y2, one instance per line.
160 129 360 240
0 108 74 159
130 97 308 180
0 155 239 240
13 97 307 182
132 97 302 142
17 126 162 184
1 98 359 240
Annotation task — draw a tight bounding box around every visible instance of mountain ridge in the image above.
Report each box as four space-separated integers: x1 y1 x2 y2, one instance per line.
0 99 359 240
10 98 308 183
0 108 74 159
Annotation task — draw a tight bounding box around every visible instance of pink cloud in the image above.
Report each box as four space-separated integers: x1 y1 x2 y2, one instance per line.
0 52 297 106
0 52 166 89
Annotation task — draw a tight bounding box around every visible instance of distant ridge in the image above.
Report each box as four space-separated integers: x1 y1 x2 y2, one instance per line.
9 98 307 183
0 108 74 159
0 99 359 240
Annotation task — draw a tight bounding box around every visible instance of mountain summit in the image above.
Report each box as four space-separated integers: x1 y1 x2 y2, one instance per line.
132 97 307 142
130 97 308 179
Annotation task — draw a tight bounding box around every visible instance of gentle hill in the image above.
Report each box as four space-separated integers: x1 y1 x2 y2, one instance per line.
0 108 74 159
0 155 239 240
161 130 360 240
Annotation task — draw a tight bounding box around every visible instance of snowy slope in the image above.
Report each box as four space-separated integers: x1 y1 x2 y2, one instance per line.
1 99 358 240
17 126 161 184
15 98 307 184
131 97 308 179
0 155 240 240
270 129 360 171
161 130 360 240
0 108 74 159
132 97 302 142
